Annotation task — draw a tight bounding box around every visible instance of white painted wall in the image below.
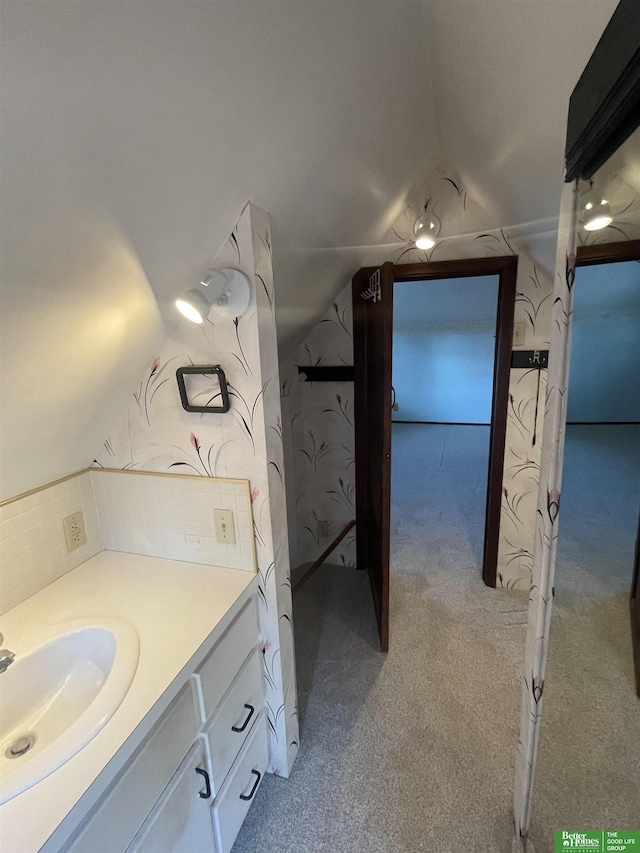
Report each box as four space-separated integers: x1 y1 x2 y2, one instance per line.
0 1 618 501
392 276 499 423
0 217 164 500
393 329 496 423
568 262 640 422
0 0 438 500
425 0 618 228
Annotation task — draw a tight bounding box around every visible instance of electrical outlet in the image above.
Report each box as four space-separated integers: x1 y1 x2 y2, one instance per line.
214 509 236 544
392 403 399 412
317 520 329 539
63 511 86 552
513 323 526 346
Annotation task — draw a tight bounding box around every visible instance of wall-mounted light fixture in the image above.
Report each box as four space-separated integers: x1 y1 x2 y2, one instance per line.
580 184 613 231
175 268 251 323
413 198 441 250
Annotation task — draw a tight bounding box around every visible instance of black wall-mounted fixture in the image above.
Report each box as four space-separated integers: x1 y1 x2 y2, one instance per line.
511 350 549 369
510 350 549 447
176 365 230 413
297 365 354 382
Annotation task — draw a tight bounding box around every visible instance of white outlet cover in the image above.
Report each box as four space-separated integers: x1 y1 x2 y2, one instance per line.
63 511 86 552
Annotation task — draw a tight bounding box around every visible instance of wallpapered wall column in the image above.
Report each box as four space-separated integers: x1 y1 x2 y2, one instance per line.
288 166 554 590
512 181 578 840
94 203 299 777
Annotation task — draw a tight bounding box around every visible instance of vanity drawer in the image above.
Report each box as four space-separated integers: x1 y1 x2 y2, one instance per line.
203 648 264 795
194 598 259 723
211 715 269 853
67 686 198 853
125 742 214 853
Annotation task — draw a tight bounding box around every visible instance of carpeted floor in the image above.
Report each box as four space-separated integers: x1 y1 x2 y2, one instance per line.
528 425 640 852
233 424 528 853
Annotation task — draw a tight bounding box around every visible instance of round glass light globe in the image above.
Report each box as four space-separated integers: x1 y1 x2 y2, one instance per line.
581 189 612 231
413 210 440 250
583 199 612 231
415 234 437 250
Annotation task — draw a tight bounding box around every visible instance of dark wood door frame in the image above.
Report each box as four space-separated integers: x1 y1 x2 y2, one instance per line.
576 238 640 266
353 263 394 651
357 255 518 588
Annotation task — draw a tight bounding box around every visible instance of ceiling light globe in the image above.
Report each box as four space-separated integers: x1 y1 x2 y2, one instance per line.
413 209 440 250
583 198 612 231
583 213 613 231
415 234 437 250
580 187 612 231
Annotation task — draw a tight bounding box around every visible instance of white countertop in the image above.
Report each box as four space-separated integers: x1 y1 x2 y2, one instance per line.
0 550 256 853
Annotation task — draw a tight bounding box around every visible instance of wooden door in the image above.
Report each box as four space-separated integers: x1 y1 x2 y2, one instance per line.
631 510 640 698
352 262 394 652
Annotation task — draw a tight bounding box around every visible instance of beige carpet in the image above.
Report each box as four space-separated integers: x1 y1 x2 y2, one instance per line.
233 425 528 852
232 426 638 853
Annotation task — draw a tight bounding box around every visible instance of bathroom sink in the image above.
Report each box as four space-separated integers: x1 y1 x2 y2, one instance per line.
0 618 139 804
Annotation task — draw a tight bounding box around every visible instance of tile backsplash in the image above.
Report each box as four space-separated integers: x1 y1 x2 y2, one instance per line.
0 471 102 615
0 469 256 616
91 469 256 572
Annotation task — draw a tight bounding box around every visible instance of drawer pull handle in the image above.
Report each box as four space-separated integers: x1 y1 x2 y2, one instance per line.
195 767 212 799
231 703 255 733
239 769 261 801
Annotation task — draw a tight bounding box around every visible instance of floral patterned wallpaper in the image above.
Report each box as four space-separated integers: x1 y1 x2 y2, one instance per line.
287 291 357 569
289 166 554 590
93 203 299 777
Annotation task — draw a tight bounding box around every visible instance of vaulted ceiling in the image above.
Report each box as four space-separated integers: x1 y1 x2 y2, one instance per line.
0 0 619 496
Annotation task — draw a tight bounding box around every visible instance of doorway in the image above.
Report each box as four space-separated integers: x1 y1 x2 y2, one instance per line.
352 256 517 650
392 274 501 575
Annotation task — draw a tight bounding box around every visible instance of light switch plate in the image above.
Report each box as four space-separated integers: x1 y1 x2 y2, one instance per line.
513 323 526 346
63 511 86 552
214 509 236 544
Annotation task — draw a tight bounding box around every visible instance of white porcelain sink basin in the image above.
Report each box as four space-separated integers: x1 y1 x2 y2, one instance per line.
0 618 139 804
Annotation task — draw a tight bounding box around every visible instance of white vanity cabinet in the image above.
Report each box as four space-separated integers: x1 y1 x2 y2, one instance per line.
65 595 268 853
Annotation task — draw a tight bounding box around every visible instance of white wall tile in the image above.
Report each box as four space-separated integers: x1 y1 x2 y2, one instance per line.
90 470 255 573
0 472 102 615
